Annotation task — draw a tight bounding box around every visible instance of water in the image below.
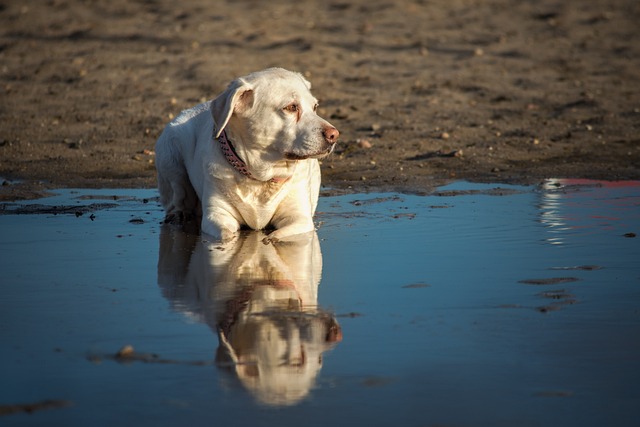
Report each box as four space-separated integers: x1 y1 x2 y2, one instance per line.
1 180 639 426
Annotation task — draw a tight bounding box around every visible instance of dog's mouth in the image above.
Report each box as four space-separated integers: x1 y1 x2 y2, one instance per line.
284 144 335 161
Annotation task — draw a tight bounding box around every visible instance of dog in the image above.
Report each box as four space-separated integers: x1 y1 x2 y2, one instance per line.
157 228 342 406
155 68 339 243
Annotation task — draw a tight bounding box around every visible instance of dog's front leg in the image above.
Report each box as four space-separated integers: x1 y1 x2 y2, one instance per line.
265 206 315 244
265 217 315 244
201 204 241 242
264 187 317 244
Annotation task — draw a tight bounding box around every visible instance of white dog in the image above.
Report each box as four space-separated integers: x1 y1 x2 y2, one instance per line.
155 68 339 242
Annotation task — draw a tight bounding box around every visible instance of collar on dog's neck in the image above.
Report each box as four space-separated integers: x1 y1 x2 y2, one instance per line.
215 128 290 183
216 128 254 179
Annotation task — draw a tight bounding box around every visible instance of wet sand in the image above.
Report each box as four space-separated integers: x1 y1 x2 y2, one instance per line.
1 0 639 200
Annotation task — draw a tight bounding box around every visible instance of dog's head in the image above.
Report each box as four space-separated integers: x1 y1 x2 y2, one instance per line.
211 68 339 163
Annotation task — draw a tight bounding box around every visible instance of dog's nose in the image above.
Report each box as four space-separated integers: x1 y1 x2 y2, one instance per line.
323 126 340 144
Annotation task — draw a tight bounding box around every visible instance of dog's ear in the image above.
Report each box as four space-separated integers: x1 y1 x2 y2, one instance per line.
211 78 254 138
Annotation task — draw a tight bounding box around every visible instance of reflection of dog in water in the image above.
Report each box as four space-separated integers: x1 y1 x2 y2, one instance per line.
158 228 342 406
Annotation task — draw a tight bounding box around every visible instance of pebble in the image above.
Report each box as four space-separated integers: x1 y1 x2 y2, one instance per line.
357 139 372 149
116 345 135 358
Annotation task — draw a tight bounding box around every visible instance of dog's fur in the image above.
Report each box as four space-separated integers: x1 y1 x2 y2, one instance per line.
155 68 339 242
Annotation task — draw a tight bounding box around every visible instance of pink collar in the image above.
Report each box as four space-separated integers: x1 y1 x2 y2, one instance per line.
217 128 254 179
216 128 290 183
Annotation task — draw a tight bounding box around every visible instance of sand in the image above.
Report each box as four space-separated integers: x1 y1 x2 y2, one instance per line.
1 0 639 200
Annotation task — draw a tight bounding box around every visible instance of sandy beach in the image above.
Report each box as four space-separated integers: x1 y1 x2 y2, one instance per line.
1 0 639 200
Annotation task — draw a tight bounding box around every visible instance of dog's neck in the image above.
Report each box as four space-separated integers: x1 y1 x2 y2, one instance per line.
215 128 290 183
217 128 254 179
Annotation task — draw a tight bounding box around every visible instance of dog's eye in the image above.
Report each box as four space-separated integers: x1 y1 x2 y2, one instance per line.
283 103 299 113
313 104 319 112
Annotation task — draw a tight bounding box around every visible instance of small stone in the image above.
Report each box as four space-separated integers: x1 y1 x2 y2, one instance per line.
440 132 450 140
116 345 135 358
357 139 372 149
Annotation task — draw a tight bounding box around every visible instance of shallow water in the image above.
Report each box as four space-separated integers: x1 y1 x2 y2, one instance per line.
1 180 639 426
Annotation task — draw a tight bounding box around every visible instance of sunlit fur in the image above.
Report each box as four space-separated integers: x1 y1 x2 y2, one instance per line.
155 68 339 243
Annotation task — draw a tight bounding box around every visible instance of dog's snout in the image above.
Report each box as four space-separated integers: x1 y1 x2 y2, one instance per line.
323 126 339 144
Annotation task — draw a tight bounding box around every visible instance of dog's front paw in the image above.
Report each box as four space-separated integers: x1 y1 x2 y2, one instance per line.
201 221 238 243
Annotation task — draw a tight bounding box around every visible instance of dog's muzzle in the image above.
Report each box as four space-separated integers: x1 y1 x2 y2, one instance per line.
284 126 339 160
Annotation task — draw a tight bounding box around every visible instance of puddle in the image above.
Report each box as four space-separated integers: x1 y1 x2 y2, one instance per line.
1 181 639 426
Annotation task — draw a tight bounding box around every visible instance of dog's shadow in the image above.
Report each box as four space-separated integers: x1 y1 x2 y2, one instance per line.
157 227 342 406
